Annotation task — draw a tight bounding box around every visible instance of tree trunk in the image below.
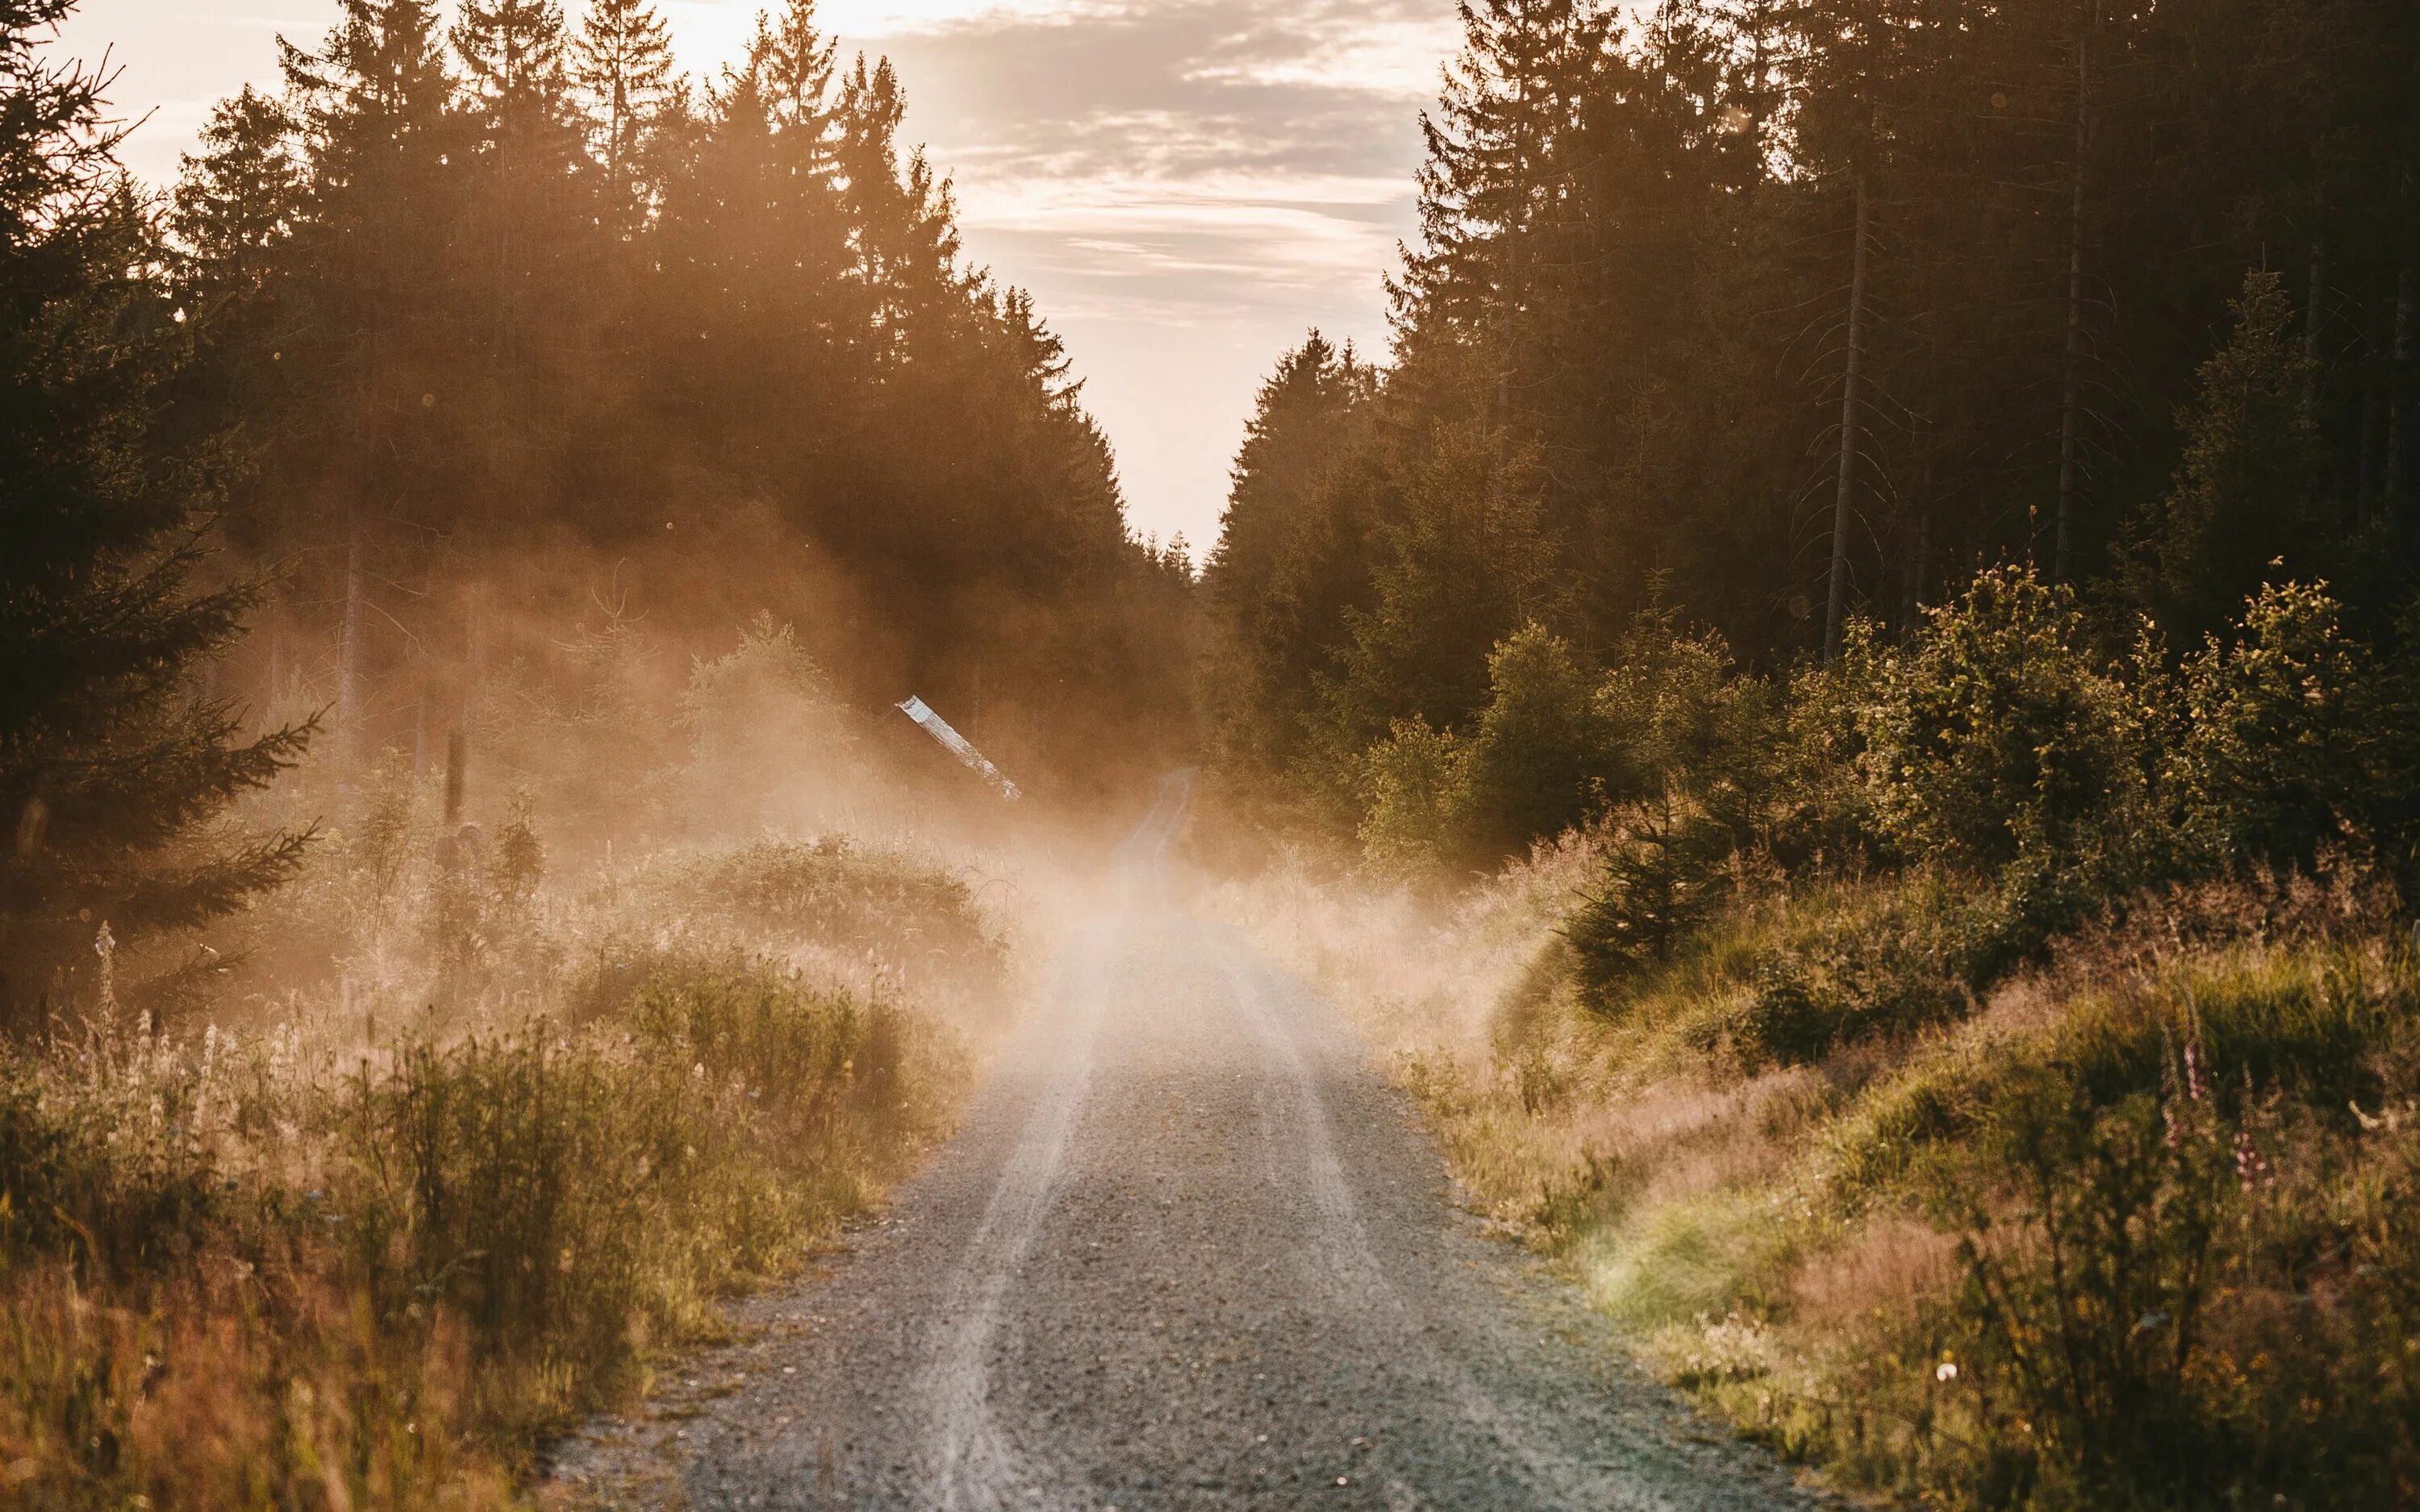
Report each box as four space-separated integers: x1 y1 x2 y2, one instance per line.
337 515 365 761
2054 15 2092 585
1904 417 1934 631
264 590 285 726
1825 174 1871 663
2307 232 2328 385
2389 164 2415 514
2360 338 2381 522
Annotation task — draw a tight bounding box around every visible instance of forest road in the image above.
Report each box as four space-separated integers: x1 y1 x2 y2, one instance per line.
557 773 1827 1510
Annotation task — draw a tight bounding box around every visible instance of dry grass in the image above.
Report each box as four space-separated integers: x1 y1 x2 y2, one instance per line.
0 759 1016 1507
1210 845 2420 1507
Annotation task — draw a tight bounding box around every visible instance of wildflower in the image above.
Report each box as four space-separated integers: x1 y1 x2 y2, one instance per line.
1936 1360 1958 1382
2236 1122 2271 1192
2184 1040 2206 1102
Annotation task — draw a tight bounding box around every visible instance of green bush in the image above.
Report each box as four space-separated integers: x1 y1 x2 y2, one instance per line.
2172 581 2389 876
1860 568 2151 879
1733 881 2002 1068
1358 716 1471 877
1564 810 1732 1006
1458 624 1608 860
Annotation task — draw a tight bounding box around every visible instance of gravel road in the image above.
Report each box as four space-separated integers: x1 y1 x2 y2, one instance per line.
557 783 1826 1510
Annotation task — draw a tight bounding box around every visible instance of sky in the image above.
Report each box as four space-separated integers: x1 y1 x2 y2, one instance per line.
52 0 1458 553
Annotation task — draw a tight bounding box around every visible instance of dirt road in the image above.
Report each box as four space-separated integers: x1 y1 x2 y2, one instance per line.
561 784 1822 1510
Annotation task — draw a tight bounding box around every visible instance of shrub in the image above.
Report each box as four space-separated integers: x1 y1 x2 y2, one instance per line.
1733 881 2001 1068
1592 610 1771 827
1564 809 1732 1006
1861 568 2151 880
1457 624 1608 860
661 835 1007 987
2173 580 2387 876
1358 717 1471 877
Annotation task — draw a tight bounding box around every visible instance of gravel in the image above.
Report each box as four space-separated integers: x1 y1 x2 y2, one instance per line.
556 806 1829 1510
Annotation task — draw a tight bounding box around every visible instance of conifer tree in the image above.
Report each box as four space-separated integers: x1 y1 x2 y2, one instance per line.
571 0 676 233
2123 269 2326 643
453 0 587 352
1 0 311 1015
1393 0 1614 356
169 86 302 302
1204 334 1376 773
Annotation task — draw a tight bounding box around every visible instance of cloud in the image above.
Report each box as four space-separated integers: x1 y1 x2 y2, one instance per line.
72 0 1456 549
846 0 1451 542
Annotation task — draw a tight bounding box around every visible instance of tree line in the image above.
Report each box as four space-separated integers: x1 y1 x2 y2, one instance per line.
1204 0 2420 839
1 0 1191 1013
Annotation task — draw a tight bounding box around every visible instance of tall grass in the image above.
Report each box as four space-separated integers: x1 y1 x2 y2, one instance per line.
0 748 1009 1505
0 948 966 1506
1213 849 2420 1508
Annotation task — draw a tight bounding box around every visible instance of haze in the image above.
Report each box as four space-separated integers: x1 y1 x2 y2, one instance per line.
57 0 1454 551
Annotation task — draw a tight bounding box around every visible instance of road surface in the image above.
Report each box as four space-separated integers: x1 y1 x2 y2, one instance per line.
558 777 1823 1510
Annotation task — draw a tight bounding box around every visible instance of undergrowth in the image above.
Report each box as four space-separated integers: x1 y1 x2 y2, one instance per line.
1217 847 2420 1510
0 759 1004 1507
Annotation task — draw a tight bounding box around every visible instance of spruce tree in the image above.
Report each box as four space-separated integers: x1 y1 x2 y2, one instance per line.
570 0 676 233
0 0 311 1018
169 86 302 303
2123 269 2326 643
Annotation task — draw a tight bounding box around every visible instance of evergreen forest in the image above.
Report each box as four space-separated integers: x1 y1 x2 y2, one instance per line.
14 0 2420 1505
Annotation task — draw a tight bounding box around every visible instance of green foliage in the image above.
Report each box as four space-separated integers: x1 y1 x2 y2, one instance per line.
1734 882 1998 1068
1357 718 1471 879
1859 568 2149 880
1317 416 1556 756
1563 810 1729 1000
2122 269 2326 646
0 4 312 1017
1458 624 1606 858
2172 581 2393 875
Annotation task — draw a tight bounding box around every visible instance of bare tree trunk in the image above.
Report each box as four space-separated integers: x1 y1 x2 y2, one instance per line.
444 728 468 828
1825 174 1871 663
264 590 285 725
337 515 365 762
1903 417 1934 631
2306 235 2326 401
2390 164 2415 514
2054 15 2092 585
2360 338 2382 522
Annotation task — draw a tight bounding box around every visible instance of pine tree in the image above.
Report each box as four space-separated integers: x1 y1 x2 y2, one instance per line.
1 0 311 1018
2123 269 2326 643
570 0 676 233
838 53 961 354
1203 333 1375 773
169 86 302 302
453 0 588 352
1393 0 1615 374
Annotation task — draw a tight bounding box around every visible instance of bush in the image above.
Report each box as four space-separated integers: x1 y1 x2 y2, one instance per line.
1860 568 2151 880
1358 716 1471 877
1458 624 1607 860
670 836 1006 986
1732 881 2004 1068
2173 581 2389 876
1564 809 1732 1006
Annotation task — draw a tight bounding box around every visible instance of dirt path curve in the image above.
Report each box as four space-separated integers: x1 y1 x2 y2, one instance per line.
557 777 1827 1510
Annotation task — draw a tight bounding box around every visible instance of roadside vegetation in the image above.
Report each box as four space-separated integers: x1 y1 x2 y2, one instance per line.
0 5 1091 1501
1214 561 2420 1508
0 752 1008 1505
1198 2 2420 1502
